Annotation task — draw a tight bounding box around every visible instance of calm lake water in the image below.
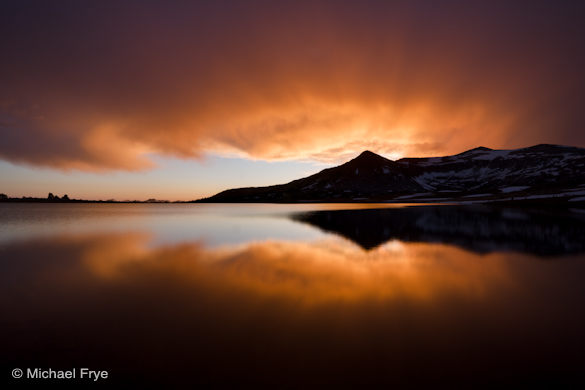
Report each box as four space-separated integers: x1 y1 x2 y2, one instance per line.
2 203 585 386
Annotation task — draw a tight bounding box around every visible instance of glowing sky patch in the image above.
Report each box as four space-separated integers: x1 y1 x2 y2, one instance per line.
1 1 584 199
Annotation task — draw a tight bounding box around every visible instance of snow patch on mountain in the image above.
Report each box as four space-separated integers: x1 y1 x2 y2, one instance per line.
395 192 431 199
472 150 512 160
500 186 530 193
463 193 492 198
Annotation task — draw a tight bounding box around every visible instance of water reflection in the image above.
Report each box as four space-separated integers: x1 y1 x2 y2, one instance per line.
3 231 585 385
2 204 585 385
292 205 585 256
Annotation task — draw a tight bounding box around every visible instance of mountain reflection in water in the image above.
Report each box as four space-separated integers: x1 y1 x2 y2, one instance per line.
2 204 585 386
292 205 585 256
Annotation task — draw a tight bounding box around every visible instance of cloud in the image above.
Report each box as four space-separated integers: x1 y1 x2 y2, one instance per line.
1 1 585 170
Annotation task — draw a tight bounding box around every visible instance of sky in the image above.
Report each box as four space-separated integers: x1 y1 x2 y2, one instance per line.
1 0 585 200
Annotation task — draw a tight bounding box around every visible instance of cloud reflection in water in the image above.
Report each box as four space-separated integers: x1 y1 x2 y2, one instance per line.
3 231 585 385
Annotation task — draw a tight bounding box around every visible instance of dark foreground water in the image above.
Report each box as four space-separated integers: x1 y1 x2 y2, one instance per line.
2 203 585 386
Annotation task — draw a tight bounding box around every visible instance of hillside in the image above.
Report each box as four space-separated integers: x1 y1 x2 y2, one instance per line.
196 145 585 203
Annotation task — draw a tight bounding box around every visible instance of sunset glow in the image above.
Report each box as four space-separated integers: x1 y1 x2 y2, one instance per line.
2 1 585 199
3 3 585 386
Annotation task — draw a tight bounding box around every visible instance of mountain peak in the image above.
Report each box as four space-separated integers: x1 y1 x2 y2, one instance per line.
357 150 379 158
452 146 494 158
466 146 493 153
524 144 573 152
349 150 391 166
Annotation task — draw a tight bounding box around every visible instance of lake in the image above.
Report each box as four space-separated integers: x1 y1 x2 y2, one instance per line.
2 203 585 386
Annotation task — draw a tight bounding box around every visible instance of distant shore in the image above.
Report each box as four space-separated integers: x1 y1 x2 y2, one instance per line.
0 194 176 204
2 195 584 208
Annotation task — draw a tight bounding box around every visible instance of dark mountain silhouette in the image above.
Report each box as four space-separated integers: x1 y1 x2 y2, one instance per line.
198 150 420 202
291 205 585 256
197 144 585 203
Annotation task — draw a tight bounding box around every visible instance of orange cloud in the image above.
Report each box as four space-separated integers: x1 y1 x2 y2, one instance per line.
1 2 584 170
